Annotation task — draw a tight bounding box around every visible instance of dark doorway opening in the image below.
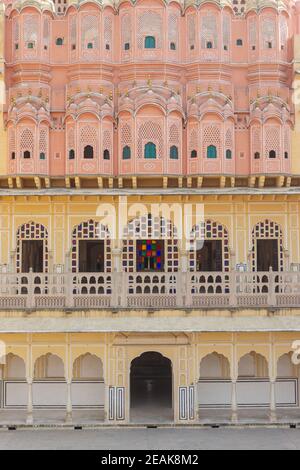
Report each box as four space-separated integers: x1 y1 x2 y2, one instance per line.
78 240 104 272
136 240 165 272
130 351 173 423
196 240 222 271
256 239 279 271
21 240 44 272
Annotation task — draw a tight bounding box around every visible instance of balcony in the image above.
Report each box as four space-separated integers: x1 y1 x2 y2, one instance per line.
0 270 300 310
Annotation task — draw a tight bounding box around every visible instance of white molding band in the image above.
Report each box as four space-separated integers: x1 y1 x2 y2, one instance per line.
0 316 300 333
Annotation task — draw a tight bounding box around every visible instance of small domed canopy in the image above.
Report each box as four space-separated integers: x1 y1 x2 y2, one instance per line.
12 0 55 13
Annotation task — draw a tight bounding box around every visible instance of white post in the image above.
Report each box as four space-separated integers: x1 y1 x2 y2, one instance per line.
270 378 277 423
65 380 72 423
231 378 238 423
26 378 33 425
112 247 122 308
180 249 189 308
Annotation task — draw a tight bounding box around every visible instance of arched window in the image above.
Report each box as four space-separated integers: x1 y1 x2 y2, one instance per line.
87 42 93 49
284 152 289 159
206 41 213 49
84 145 94 159
145 36 156 49
207 145 217 159
236 39 243 46
226 149 232 160
191 150 197 158
103 149 110 160
69 149 75 160
27 42 34 49
23 151 31 159
122 146 131 160
11 152 15 160
254 152 260 160
39 152 46 160
144 142 156 159
56 37 63 46
269 150 276 159
124 43 130 50
170 145 178 160
170 42 176 51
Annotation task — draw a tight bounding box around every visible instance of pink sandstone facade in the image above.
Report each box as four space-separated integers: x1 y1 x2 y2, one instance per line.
2 0 299 186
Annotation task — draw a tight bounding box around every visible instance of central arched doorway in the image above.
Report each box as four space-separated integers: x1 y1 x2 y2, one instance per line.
130 351 173 423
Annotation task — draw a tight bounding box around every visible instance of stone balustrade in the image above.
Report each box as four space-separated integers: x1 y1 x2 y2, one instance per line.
0 269 300 310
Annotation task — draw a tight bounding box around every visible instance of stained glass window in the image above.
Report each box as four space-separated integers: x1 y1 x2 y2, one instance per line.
207 145 217 159
122 145 131 160
226 149 232 160
136 240 164 272
170 145 178 160
145 36 156 49
144 142 156 159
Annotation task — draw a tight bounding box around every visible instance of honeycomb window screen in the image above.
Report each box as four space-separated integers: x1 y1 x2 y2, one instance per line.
225 129 233 156
70 15 77 48
13 18 20 44
39 128 48 159
202 125 221 159
43 18 50 50
201 14 218 49
104 15 113 52
137 120 163 159
280 16 288 49
222 15 230 51
23 15 39 57
251 220 284 272
284 126 290 156
67 127 75 154
80 125 97 159
264 126 280 159
262 17 276 49
137 10 162 50
71 220 111 273
81 15 99 52
189 220 230 272
252 126 262 156
120 122 132 150
103 129 112 159
19 128 34 159
16 222 49 273
9 128 16 158
169 123 180 159
189 127 198 158
187 14 196 50
249 18 257 50
121 13 131 54
168 13 178 51
122 214 178 273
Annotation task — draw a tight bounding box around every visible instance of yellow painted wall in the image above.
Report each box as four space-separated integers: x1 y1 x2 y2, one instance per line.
0 194 298 268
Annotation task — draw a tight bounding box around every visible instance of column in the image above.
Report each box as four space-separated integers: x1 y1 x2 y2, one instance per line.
231 340 238 423
179 249 189 308
231 378 238 423
26 378 33 425
65 380 72 423
111 246 123 308
269 378 277 423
